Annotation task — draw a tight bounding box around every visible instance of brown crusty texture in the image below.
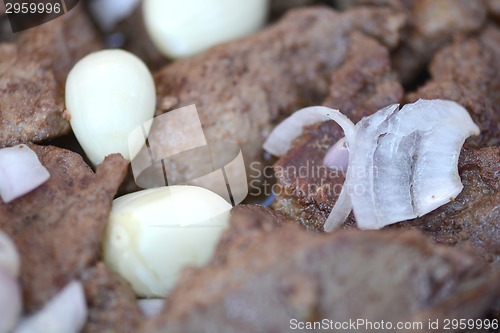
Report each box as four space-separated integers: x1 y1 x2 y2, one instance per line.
335 0 488 84
0 5 101 147
272 29 402 229
322 31 403 122
141 205 499 333
150 6 404 187
408 25 500 147
82 263 143 333
0 145 128 311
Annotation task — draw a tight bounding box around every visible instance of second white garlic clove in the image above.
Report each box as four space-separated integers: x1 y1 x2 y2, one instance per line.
103 186 231 297
65 50 156 166
143 0 269 58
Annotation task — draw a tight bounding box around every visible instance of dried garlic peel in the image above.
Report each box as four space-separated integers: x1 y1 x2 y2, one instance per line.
103 186 231 297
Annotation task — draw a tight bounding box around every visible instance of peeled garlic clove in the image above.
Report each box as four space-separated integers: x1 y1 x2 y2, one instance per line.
0 230 20 277
65 50 156 166
14 281 87 333
138 299 165 318
0 269 22 333
143 0 269 58
103 186 231 297
89 0 140 31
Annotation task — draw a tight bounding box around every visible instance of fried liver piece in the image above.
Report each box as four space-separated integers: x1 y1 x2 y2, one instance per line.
0 145 128 311
142 206 499 333
408 26 500 147
151 6 404 187
0 5 101 147
82 263 143 333
273 30 402 230
334 0 488 84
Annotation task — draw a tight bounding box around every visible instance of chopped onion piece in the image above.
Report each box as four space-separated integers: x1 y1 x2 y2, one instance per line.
138 299 165 318
0 145 50 203
0 269 22 333
265 100 480 231
0 230 20 277
323 137 349 172
263 106 356 157
14 281 87 333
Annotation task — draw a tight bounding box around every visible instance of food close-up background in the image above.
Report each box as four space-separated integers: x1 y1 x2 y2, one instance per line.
0 0 499 332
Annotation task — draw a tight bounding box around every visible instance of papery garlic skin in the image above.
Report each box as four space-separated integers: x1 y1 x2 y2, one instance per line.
103 186 231 297
65 50 156 166
143 0 269 58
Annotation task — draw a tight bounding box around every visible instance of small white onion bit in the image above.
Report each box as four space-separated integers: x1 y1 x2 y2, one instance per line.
264 100 480 231
0 230 20 277
323 137 349 172
0 144 50 203
263 106 356 157
14 281 87 333
0 269 22 333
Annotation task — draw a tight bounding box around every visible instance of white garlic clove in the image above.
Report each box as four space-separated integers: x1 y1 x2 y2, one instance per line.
103 186 231 297
65 50 156 166
89 0 140 31
143 0 269 58
0 269 22 333
13 281 87 333
0 230 20 277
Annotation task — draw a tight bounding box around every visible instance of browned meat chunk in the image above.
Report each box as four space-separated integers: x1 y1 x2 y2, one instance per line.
0 5 101 147
408 26 500 147
322 31 403 122
0 145 128 311
334 0 488 84
273 30 402 229
82 263 143 333
141 206 499 333
150 6 404 189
